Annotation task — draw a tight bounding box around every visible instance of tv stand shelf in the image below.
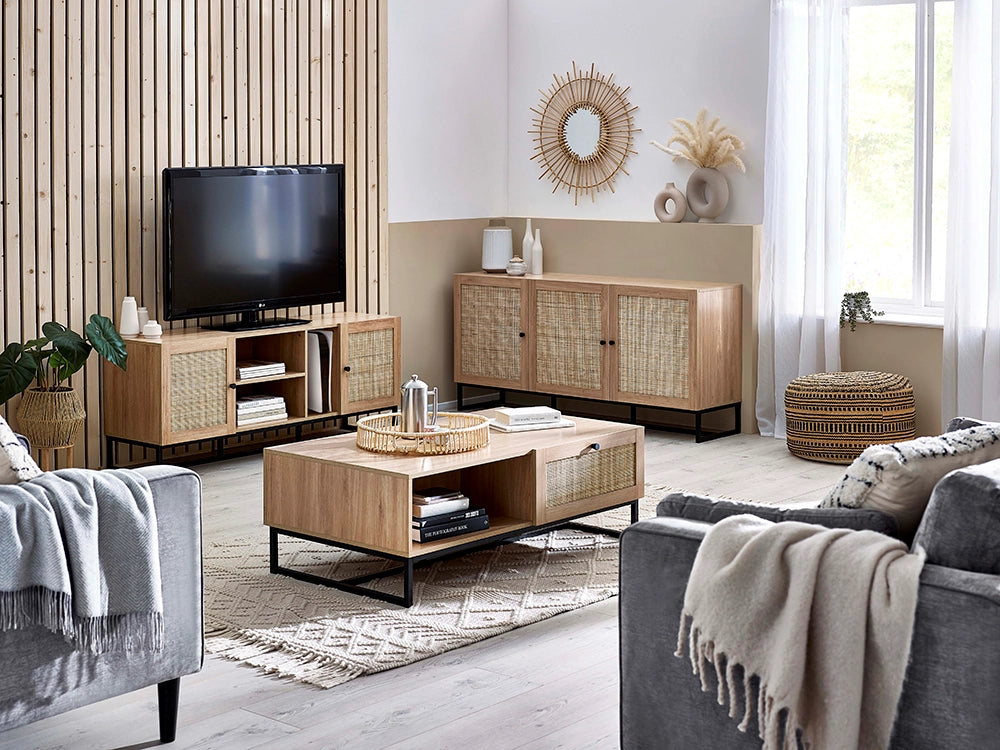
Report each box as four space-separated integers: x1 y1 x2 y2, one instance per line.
103 312 400 467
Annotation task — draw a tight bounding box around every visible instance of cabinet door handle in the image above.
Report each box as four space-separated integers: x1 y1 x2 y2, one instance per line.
229 383 237 389
580 442 601 455
344 365 352 372
609 340 616 346
599 340 607 346
519 332 525 338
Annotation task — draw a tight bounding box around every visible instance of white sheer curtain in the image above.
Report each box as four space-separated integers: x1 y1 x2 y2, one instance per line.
942 0 1000 422
757 0 846 437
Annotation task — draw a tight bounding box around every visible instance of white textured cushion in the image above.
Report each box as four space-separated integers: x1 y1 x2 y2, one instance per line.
821 425 1000 536
0 414 43 483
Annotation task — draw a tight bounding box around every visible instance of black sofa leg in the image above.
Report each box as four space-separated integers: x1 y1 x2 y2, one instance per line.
157 678 180 743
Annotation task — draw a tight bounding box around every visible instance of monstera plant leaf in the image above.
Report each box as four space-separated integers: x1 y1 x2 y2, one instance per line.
0 344 39 405
85 314 128 371
42 322 91 378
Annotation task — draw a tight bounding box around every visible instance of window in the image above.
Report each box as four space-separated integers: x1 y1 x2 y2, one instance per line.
843 0 953 317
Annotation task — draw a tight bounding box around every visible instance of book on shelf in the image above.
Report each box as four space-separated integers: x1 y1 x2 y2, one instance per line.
489 418 575 433
237 411 288 426
412 486 465 505
237 395 285 411
236 359 286 378
494 406 561 426
411 496 470 518
411 506 487 529
411 513 490 543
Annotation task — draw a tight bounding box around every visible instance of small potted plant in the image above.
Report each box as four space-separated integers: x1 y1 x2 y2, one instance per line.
0 315 128 449
840 291 884 332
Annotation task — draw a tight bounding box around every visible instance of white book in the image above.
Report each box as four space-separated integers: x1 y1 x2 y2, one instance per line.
494 406 561 425
489 418 575 433
237 402 287 415
237 411 288 426
411 496 471 518
237 395 285 411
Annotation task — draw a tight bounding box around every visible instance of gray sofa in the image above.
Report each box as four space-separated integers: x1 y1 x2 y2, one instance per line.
0 465 204 744
620 465 1000 749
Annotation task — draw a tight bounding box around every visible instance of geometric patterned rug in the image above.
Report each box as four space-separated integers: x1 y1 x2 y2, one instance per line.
203 487 666 688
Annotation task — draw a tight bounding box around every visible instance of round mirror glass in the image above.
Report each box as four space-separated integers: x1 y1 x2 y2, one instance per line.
563 106 602 160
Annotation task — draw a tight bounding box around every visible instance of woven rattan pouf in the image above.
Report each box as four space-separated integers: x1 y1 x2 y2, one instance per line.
784 371 916 464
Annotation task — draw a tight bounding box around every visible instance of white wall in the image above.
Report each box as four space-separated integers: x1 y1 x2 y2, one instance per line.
387 0 509 223
507 0 770 224
388 0 771 225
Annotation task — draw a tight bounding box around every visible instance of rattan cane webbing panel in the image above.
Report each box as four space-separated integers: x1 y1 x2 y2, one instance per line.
347 328 395 403
460 284 522 381
617 295 689 399
545 442 636 508
169 349 228 433
785 371 916 463
535 289 603 391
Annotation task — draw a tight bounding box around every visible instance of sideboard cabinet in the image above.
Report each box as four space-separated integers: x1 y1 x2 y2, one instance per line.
454 272 741 437
103 312 400 461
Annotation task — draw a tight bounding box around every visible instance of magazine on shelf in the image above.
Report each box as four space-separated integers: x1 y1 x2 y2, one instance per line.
236 359 286 378
237 395 286 411
494 406 561 426
488 418 575 433
411 496 470 518
411 507 487 529
411 514 490 543
412 487 465 505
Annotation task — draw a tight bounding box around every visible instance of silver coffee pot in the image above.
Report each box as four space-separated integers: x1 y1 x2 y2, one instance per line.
400 374 438 433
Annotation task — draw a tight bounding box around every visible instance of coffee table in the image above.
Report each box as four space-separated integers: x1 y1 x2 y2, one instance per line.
263 411 644 606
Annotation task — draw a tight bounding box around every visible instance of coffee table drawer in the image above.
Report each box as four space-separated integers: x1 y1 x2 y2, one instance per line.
538 427 643 524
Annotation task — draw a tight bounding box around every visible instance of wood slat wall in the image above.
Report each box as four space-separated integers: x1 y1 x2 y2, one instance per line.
0 0 388 467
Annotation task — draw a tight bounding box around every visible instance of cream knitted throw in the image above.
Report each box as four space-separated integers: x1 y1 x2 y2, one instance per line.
677 514 924 750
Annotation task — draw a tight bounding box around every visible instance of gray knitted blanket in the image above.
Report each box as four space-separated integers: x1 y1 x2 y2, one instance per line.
0 469 163 653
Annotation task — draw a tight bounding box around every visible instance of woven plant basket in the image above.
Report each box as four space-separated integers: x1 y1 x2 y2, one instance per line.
16 387 87 449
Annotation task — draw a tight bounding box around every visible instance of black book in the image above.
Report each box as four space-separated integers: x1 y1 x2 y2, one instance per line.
411 507 487 529
411 514 490 543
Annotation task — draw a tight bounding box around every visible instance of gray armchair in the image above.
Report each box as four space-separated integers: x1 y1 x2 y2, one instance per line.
620 479 1000 749
0 464 204 744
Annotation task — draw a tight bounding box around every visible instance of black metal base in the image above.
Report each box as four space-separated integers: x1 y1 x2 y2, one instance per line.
268 498 640 608
104 410 378 469
456 383 741 443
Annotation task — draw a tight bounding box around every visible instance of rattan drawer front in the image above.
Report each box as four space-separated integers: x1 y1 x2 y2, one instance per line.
347 327 395 404
545 442 636 508
169 349 228 434
460 283 523 382
535 289 603 391
617 294 690 399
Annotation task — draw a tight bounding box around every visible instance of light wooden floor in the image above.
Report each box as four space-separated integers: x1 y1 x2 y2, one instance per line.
2 429 846 750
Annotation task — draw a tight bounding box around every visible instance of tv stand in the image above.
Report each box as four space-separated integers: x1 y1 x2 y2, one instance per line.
204 312 310 332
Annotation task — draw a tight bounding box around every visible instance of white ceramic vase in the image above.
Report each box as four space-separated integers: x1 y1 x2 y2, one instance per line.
119 296 140 336
522 218 534 269
482 220 513 273
530 229 543 276
686 167 730 223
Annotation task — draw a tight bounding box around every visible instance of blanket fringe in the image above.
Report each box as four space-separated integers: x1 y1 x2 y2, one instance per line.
0 586 74 636
677 612 802 750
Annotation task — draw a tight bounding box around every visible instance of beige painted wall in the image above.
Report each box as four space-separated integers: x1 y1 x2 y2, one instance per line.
388 219 760 429
841 323 944 437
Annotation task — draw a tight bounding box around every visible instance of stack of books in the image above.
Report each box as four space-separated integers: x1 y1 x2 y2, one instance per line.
411 486 489 543
236 394 287 426
236 359 286 380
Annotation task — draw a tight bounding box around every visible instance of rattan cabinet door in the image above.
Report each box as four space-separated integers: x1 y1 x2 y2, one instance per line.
610 286 695 409
531 280 609 399
454 275 530 390
163 337 235 443
338 318 401 415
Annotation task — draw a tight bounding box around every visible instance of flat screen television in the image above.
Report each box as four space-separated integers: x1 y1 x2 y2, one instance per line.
162 164 346 331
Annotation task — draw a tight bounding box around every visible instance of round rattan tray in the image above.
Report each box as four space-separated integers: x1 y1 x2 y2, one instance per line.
356 412 490 455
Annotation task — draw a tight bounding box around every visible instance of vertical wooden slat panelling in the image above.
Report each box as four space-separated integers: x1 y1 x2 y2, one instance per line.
0 0 386 467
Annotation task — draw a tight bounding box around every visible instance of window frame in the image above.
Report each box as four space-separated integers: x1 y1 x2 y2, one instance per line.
845 0 949 319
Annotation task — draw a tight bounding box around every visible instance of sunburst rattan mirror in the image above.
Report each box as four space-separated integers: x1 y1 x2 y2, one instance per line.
530 62 639 204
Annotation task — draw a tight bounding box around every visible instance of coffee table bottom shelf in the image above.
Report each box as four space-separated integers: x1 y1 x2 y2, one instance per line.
268 499 639 608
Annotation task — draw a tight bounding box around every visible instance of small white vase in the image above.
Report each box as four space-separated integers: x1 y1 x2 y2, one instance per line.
530 229 543 276
522 218 534 269
482 219 513 273
686 167 730 222
653 182 687 223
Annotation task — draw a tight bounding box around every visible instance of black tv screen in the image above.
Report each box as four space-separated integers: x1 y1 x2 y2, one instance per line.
163 164 346 329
